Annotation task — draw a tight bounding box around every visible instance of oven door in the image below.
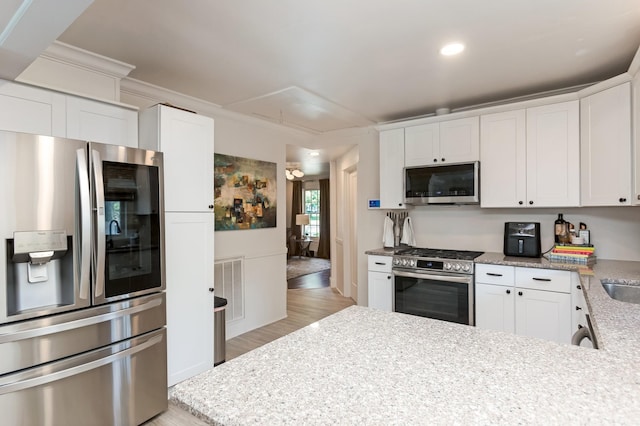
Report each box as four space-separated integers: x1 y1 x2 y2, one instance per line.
393 269 474 325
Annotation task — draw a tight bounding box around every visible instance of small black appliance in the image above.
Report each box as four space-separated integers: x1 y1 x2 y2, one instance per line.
503 222 541 258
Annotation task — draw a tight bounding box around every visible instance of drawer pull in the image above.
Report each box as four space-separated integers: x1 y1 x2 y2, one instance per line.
532 277 552 282
374 262 387 266
487 273 503 277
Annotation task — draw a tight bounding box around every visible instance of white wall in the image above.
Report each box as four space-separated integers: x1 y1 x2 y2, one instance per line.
120 82 313 339
323 128 382 304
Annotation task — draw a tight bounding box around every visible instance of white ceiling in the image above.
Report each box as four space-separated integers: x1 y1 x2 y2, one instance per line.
26 1 640 173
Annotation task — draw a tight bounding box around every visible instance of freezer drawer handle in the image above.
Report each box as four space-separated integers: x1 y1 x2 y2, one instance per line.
0 334 164 395
0 297 162 344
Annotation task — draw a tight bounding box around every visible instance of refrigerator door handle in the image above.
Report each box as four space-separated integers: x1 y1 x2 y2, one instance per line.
0 295 163 344
76 149 91 300
91 149 106 298
0 333 164 395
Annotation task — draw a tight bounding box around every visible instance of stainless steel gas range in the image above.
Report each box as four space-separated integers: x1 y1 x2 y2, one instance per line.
392 247 484 325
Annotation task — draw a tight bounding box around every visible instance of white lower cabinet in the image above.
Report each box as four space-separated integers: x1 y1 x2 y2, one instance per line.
475 264 572 344
514 287 571 343
368 255 393 311
475 282 515 333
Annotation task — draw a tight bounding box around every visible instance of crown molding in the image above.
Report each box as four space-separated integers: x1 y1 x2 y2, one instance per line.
42 41 135 78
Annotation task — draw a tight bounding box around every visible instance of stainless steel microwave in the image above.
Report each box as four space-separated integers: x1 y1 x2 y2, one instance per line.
404 161 480 205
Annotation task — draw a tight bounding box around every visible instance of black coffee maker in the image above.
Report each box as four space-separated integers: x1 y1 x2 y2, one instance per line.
503 222 541 258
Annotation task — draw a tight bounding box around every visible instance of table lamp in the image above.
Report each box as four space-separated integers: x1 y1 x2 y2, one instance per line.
296 214 310 237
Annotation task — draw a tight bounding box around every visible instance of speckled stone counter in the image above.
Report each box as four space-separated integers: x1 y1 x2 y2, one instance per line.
171 306 640 425
170 251 640 424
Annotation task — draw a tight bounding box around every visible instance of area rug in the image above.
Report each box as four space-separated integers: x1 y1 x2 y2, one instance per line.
286 257 330 280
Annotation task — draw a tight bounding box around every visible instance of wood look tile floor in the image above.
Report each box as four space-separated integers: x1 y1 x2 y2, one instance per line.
145 272 354 425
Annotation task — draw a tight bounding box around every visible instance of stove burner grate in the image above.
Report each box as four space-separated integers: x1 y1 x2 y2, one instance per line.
394 247 484 260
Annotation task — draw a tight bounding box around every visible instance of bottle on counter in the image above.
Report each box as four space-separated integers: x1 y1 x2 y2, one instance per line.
554 214 566 244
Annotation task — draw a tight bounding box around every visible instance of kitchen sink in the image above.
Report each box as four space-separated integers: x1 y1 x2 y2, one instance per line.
601 282 640 305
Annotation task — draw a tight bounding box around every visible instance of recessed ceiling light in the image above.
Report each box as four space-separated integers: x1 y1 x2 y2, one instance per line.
440 42 465 56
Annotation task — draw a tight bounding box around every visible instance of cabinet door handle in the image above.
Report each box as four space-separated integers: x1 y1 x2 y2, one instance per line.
441 158 445 162
387 275 391 280
518 201 523 205
433 158 438 163
518 291 523 296
506 289 511 294
576 285 582 290
487 273 503 277
529 200 534 205
576 306 582 311
208 288 214 292
532 277 552 282
208 204 214 209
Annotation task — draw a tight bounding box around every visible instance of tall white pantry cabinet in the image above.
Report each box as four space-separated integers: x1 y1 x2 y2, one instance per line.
139 104 215 387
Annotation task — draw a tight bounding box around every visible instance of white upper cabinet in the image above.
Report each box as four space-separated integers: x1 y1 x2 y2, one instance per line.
481 100 579 208
66 95 138 147
439 117 480 163
580 82 632 206
405 116 479 166
0 79 65 137
139 104 215 212
526 101 580 207
379 128 406 209
633 71 640 205
405 123 438 167
480 109 527 207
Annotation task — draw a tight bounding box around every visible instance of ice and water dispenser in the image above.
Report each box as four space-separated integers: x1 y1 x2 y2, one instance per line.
5 230 75 317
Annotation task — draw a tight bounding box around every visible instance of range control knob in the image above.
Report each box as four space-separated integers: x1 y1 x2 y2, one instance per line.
462 264 471 272
393 258 399 266
409 259 416 267
454 263 461 271
402 259 408 266
444 263 451 270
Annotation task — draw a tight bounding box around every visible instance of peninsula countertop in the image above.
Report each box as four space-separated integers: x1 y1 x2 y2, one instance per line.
170 251 640 424
171 306 640 425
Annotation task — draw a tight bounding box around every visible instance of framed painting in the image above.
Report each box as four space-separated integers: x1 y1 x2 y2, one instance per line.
214 153 277 230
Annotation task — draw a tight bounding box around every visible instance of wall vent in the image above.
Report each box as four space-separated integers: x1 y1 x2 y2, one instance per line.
214 257 244 322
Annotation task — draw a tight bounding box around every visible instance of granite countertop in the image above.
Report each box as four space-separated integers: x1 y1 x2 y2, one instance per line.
170 250 640 424
171 306 640 425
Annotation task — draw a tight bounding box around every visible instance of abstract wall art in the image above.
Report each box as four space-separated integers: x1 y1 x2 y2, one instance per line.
214 153 277 231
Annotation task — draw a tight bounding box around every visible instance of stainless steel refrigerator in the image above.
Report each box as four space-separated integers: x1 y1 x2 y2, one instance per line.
0 131 167 425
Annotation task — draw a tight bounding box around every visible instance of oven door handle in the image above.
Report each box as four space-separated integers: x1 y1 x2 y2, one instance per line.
393 269 471 284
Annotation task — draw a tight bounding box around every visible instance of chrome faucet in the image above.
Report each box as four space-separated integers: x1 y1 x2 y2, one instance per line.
109 219 121 235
